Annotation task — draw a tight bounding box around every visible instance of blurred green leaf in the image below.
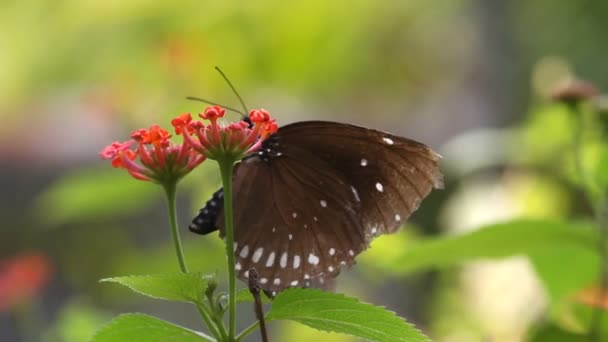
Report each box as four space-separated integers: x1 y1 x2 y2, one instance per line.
101 272 210 303
372 219 595 274
530 244 598 303
35 167 158 226
90 313 209 342
113 238 225 276
529 323 586 342
267 288 430 342
45 301 110 342
594 146 608 191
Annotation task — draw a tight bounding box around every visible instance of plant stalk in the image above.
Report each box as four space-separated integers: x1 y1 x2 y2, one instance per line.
218 159 237 340
196 303 223 340
163 182 189 273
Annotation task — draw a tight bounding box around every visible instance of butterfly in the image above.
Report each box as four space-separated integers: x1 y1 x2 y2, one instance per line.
189 120 443 292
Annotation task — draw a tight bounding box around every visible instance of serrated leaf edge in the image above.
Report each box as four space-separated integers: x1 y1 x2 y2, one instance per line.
100 273 208 303
268 289 431 342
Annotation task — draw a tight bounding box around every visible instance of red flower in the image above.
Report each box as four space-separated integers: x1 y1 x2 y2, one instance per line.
100 118 206 183
0 252 52 311
200 106 225 122
176 106 279 161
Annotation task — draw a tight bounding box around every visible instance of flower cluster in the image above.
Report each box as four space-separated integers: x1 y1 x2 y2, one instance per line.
100 122 206 183
0 252 52 311
175 106 278 161
100 106 277 184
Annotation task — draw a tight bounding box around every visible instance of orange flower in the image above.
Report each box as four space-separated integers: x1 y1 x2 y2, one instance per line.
100 119 206 183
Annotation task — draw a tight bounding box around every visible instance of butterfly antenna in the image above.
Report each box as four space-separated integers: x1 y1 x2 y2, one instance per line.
185 96 246 116
215 66 250 115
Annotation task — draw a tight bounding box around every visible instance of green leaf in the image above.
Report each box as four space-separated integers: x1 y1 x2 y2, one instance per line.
101 273 210 303
267 288 430 342
529 244 598 302
90 313 209 342
370 219 596 274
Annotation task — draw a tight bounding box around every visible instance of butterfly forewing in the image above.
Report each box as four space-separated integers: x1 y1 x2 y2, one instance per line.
197 120 442 292
277 121 443 236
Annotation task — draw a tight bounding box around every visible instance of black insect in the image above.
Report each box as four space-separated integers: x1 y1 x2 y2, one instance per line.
190 121 443 292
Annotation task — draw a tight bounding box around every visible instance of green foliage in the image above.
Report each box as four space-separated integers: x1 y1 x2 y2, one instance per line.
35 168 158 225
267 288 430 342
529 323 587 342
368 219 596 273
530 245 598 303
101 273 210 303
45 301 110 342
90 313 208 342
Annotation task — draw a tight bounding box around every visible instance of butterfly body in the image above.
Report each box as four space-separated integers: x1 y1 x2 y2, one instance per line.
190 121 443 292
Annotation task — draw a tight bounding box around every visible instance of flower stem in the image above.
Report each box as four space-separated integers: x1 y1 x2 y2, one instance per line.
235 320 260 342
218 159 237 340
196 303 222 340
163 182 189 273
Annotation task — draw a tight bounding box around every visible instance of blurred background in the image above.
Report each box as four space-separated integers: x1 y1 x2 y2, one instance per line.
2 0 608 341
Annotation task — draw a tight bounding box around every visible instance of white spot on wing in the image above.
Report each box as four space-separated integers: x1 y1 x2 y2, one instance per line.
233 242 237 252
308 253 320 265
274 278 281 285
382 137 394 145
360 158 368 166
375 182 384 192
288 234 293 240
329 248 336 256
371 227 378 235
235 262 241 271
292 212 298 218
293 255 301 269
244 270 249 278
395 214 401 221
348 250 354 256
290 280 299 286
266 252 275 267
328 266 334 272
260 278 268 284
239 245 249 258
252 248 264 263
320 200 327 208
304 274 310 279
280 252 288 268
351 186 360 202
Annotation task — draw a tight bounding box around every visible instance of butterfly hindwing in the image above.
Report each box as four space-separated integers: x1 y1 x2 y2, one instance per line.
219 148 366 291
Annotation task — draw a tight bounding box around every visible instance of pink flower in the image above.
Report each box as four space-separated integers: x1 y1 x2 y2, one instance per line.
176 107 279 161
